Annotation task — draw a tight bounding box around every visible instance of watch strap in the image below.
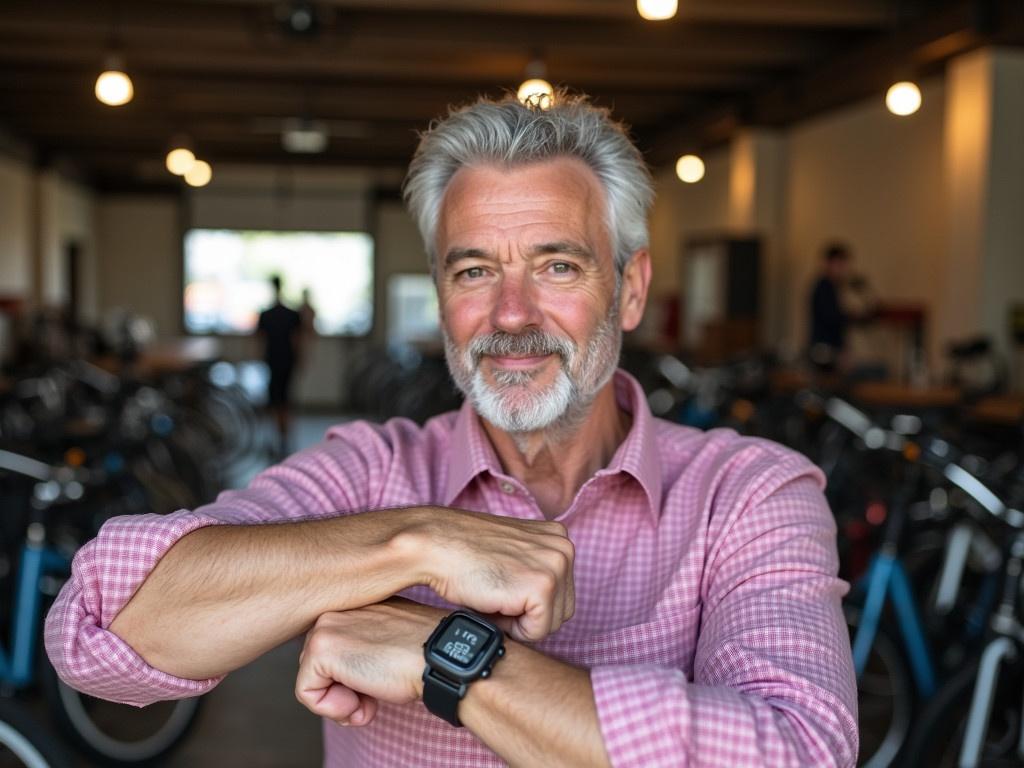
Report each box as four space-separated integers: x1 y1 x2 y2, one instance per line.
422 669 465 727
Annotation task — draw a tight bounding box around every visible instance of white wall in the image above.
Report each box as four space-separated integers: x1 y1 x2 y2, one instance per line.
96 195 181 338
39 171 98 320
0 155 32 297
648 148 733 298
785 77 947 367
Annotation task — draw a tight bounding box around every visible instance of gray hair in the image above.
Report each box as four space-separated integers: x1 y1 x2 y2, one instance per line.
402 92 654 274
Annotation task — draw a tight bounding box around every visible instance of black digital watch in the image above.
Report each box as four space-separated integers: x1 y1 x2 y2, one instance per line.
422 610 505 727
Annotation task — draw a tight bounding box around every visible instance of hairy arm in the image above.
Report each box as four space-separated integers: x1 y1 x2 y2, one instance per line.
46 424 573 705
108 509 419 679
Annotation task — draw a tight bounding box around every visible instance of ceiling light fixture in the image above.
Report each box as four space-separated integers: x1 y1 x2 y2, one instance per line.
675 154 705 183
166 147 195 175
95 54 134 107
517 56 554 110
184 160 213 187
886 81 922 116
165 136 196 175
637 0 678 21
282 117 329 153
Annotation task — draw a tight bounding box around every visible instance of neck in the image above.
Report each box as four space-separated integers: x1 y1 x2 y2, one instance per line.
481 380 631 519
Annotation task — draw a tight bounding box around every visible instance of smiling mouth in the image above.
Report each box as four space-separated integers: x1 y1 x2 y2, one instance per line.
486 354 553 370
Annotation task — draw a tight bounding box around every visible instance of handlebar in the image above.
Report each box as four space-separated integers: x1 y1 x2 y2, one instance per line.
816 393 1024 530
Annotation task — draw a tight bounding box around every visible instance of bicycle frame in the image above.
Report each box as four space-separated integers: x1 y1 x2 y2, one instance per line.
957 533 1024 767
0 534 70 688
850 468 939 699
852 547 938 698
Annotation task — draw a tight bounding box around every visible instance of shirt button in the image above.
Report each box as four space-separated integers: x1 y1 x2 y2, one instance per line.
500 481 516 494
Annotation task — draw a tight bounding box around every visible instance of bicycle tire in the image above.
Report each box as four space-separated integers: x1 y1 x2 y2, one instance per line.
0 697 73 768
903 655 1023 768
845 605 915 768
42 661 202 767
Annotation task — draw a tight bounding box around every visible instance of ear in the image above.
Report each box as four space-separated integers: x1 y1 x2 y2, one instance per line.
618 249 652 332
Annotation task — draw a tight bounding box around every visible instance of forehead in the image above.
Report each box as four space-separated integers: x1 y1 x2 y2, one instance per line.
437 158 608 247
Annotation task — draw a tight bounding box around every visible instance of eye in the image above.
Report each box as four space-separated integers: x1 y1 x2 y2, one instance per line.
458 266 486 280
549 262 576 275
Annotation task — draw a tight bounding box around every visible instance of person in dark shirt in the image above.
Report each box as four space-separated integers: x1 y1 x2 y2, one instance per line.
257 275 302 454
808 243 853 373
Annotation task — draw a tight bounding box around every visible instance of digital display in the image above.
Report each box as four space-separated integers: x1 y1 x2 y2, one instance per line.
435 617 492 668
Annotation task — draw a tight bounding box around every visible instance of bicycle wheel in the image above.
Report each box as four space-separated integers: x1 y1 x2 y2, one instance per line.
0 698 73 768
903 657 1022 768
845 605 915 768
42 661 202 766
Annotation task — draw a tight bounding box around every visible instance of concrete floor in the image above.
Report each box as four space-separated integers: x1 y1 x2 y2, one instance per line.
163 638 323 767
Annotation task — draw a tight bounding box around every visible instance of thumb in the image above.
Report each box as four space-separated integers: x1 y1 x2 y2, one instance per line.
298 681 362 721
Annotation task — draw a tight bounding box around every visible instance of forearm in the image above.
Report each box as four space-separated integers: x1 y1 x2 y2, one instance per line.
110 508 426 679
458 643 611 768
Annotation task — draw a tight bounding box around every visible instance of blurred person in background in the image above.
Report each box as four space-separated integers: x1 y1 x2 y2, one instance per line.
257 275 302 456
47 94 857 768
808 242 875 374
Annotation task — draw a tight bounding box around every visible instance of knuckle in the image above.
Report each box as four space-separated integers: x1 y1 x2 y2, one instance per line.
533 569 558 595
304 628 333 657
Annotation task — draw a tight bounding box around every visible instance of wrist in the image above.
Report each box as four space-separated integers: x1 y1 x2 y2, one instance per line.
385 506 443 588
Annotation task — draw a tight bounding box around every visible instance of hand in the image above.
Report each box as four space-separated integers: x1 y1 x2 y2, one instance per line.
400 508 575 642
295 599 443 727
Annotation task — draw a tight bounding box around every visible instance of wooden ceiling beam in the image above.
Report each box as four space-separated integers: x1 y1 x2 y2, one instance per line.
0 11 838 67
199 0 893 28
0 42 758 91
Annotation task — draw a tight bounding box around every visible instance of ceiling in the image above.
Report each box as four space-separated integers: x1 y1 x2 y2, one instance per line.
1 0 1022 191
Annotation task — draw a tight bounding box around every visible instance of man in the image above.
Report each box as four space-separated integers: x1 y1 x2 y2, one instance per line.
257 275 302 454
46 94 857 767
809 242 870 374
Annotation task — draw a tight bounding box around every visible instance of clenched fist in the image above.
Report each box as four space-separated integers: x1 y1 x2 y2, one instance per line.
395 507 576 642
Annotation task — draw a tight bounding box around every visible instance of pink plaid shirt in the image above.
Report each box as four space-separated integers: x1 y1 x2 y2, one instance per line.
46 371 858 767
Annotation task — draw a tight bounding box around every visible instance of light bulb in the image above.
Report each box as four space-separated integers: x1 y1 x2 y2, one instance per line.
95 70 134 106
165 147 196 175
637 0 678 21
675 154 705 183
184 160 212 187
886 81 921 116
517 78 554 110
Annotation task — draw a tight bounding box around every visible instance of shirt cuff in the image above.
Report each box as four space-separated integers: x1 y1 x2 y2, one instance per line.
591 665 688 768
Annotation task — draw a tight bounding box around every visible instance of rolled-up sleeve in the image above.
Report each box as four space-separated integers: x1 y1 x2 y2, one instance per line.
44 511 226 705
590 461 858 767
44 422 389 707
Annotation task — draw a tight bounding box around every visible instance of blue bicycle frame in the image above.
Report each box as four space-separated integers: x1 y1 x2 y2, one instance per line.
0 535 70 688
852 544 937 698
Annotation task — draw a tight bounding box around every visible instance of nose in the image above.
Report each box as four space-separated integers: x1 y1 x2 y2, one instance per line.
490 270 543 334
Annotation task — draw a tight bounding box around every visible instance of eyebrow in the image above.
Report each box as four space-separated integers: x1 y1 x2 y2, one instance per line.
529 241 596 262
442 240 596 270
443 247 489 270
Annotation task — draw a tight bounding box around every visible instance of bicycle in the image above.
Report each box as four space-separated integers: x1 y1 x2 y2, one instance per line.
901 471 1024 766
0 697 73 767
0 448 202 766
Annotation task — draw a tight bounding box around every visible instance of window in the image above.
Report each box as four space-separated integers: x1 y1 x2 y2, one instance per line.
387 273 439 346
183 229 373 335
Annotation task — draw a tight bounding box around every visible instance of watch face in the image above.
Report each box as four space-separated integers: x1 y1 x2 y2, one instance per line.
434 616 494 669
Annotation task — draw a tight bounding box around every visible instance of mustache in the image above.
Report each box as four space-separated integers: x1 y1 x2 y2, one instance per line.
468 329 576 365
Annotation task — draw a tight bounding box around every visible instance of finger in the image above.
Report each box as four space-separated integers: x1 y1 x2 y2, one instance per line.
564 553 576 623
347 693 380 727
298 680 362 721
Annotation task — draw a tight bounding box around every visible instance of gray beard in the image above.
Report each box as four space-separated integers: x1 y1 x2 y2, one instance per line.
443 308 622 435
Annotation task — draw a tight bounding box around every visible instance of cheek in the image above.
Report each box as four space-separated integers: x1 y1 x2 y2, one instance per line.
441 291 493 339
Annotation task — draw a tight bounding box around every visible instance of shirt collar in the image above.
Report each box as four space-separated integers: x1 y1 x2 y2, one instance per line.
442 369 664 522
